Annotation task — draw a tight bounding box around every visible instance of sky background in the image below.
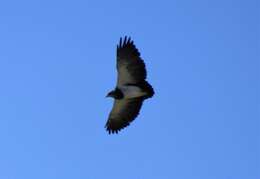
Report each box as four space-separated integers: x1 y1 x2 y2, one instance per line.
0 0 259 179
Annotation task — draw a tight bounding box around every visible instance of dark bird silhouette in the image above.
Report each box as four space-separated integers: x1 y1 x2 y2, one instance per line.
105 36 154 134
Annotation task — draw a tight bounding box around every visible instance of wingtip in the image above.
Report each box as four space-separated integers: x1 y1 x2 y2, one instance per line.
123 36 127 46
118 36 133 48
105 120 130 135
105 127 120 135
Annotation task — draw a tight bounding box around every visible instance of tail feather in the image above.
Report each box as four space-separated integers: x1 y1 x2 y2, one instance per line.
142 80 154 99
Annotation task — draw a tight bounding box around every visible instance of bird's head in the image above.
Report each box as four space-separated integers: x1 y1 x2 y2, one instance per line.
106 91 116 98
106 89 123 99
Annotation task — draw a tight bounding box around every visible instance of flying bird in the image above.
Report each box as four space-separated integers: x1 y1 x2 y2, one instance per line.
105 36 154 134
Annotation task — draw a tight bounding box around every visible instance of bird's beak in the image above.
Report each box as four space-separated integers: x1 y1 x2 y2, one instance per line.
106 94 109 98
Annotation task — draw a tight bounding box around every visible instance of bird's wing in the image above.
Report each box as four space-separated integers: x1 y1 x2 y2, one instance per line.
116 36 147 86
105 98 144 134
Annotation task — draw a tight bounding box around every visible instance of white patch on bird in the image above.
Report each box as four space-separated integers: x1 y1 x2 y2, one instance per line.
119 85 147 99
117 62 135 86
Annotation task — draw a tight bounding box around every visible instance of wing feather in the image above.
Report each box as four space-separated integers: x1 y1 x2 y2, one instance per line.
105 98 144 134
116 36 147 86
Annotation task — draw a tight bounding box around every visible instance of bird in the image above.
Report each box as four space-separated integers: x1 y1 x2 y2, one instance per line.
105 36 154 134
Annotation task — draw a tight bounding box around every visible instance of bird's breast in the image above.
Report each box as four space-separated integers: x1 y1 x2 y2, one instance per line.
119 85 147 99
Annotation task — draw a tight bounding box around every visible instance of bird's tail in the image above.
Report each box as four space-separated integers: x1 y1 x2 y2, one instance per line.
142 80 154 99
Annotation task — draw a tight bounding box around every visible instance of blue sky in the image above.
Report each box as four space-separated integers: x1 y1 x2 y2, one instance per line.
0 0 259 178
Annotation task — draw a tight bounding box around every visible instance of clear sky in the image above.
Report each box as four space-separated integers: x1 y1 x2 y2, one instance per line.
0 0 259 179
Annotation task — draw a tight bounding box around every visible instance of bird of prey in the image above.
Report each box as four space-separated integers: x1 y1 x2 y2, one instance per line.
105 36 154 134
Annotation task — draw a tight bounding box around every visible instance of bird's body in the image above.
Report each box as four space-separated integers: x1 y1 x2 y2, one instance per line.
119 85 148 99
105 36 154 134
